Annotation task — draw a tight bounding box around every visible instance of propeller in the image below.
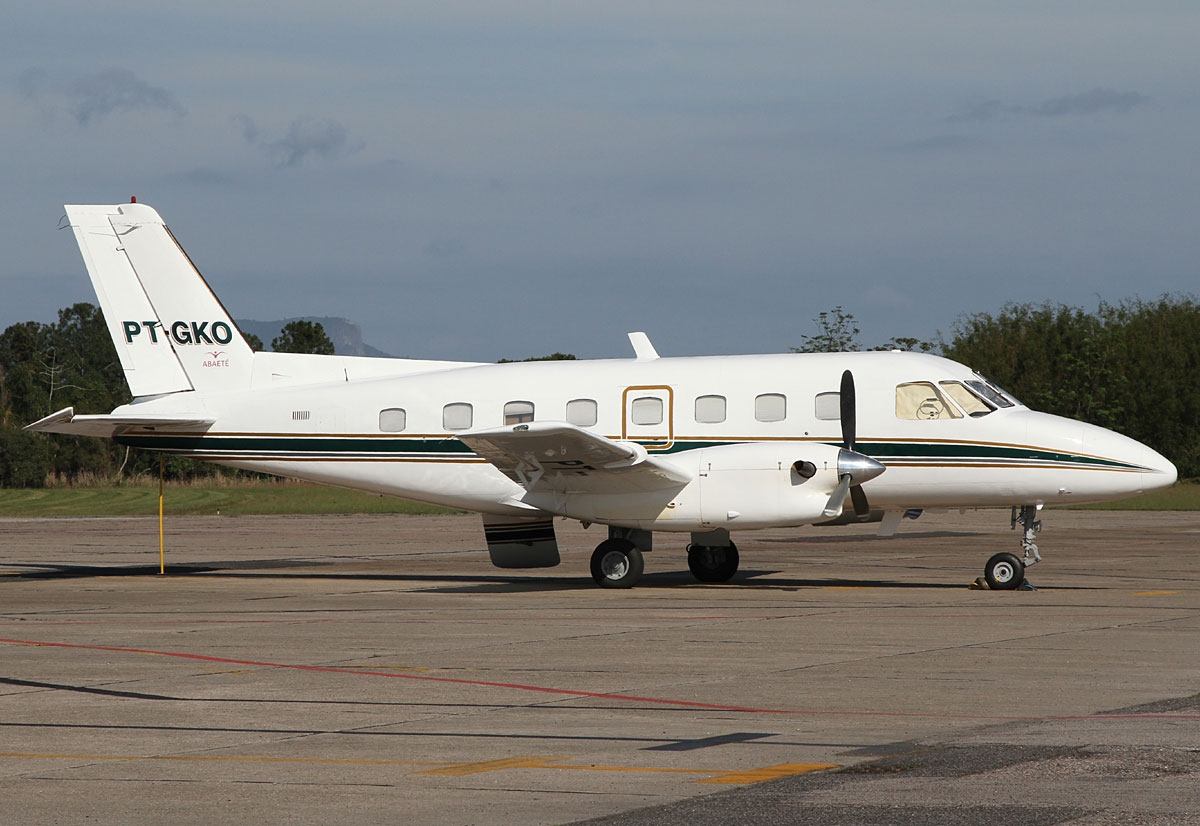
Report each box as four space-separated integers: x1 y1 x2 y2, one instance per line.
822 369 885 519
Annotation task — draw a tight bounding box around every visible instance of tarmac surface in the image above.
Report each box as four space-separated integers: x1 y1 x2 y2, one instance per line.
0 509 1197 825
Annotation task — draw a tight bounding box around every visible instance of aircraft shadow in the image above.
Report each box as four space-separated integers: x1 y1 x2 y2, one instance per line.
2 561 1092 592
760 530 989 545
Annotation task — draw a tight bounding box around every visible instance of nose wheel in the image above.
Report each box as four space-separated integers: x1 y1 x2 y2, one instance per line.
983 552 1025 590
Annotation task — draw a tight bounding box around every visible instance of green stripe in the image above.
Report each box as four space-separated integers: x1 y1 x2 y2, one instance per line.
116 434 474 454
114 433 1143 472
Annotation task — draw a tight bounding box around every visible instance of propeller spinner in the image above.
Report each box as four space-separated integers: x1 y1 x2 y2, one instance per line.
822 369 885 519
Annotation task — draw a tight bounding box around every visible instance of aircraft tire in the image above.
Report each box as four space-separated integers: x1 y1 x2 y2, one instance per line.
984 552 1025 590
687 542 739 583
591 539 644 588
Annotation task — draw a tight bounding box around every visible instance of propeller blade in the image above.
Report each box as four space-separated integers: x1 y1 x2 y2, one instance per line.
822 370 882 521
823 473 853 518
839 369 856 452
850 483 870 517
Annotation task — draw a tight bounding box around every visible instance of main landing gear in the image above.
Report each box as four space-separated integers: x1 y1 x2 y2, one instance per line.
590 538 644 588
588 529 742 588
687 542 740 583
981 504 1043 590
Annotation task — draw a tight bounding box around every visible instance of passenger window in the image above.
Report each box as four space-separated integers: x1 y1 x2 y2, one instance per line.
631 397 664 426
814 392 840 421
378 408 407 432
694 395 727 424
895 383 962 420
566 399 598 427
504 401 534 425
443 402 473 430
939 382 992 417
755 393 787 423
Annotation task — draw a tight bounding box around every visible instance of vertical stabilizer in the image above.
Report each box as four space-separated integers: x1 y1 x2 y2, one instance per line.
64 203 254 397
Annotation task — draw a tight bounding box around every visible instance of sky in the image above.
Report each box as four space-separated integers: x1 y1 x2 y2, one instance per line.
3 2 1198 361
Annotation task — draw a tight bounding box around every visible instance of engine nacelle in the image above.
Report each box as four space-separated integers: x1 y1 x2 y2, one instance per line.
528 441 850 532
681 441 848 530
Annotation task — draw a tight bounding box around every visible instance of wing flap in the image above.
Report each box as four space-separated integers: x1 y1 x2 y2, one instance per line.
458 421 691 494
25 407 214 438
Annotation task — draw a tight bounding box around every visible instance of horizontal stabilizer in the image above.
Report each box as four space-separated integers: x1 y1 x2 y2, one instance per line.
458 421 691 494
24 407 214 438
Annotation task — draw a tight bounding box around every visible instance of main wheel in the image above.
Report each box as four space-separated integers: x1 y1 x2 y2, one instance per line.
984 552 1025 590
590 539 644 588
687 542 740 583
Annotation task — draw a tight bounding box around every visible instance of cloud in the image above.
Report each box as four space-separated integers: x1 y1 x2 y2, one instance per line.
945 99 1020 124
16 67 186 126
947 88 1149 124
1030 88 1149 117
233 114 365 167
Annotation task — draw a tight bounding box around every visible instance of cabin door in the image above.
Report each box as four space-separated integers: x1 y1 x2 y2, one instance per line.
622 386 674 450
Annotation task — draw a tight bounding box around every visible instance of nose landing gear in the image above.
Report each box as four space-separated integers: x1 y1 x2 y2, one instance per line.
979 504 1043 590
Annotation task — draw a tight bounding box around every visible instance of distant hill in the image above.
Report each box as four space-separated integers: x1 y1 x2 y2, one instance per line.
235 317 393 358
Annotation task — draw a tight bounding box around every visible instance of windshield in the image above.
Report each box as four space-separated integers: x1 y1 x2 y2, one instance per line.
967 377 1019 408
939 381 994 417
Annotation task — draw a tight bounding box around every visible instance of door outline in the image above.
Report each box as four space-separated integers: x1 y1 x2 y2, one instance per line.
621 385 674 450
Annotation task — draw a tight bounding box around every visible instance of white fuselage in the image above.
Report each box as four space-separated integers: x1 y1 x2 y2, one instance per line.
111 349 1177 532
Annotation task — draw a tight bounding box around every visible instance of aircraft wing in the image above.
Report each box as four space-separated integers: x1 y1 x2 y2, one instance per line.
458 421 692 494
25 407 214 438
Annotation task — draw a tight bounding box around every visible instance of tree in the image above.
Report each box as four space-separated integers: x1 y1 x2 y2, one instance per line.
871 336 939 353
244 331 264 352
498 352 577 363
271 321 335 355
0 427 52 487
0 304 133 484
792 306 861 353
943 296 1199 479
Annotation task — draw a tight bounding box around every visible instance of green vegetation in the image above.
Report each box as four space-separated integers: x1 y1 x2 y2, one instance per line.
943 297 1200 479
271 319 335 355
1062 481 1200 511
497 352 578 363
0 481 462 518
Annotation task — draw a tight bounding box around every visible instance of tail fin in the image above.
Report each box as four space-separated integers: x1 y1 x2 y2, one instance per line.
64 203 254 397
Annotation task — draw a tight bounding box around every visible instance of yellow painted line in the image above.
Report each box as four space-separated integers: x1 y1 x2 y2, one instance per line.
1135 590 1180 596
551 764 713 776
414 755 563 776
697 762 839 784
0 752 839 784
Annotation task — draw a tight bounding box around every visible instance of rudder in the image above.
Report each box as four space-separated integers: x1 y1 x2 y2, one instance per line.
65 203 254 397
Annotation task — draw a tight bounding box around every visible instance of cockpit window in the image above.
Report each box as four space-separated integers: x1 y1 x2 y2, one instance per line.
966 378 1017 408
939 381 994 417
895 382 963 420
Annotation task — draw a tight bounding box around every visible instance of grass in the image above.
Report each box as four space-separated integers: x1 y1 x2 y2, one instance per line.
0 480 1195 519
0 480 461 518
1064 481 1200 511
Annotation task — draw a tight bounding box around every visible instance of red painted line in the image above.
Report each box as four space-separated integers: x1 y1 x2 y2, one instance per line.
2 636 1198 722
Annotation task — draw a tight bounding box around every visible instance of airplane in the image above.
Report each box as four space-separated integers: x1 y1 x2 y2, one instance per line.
26 202 1178 590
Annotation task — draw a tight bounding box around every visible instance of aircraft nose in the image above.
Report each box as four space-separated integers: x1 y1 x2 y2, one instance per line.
1082 423 1177 493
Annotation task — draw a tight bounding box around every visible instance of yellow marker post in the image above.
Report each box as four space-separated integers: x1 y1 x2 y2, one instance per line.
158 456 165 575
